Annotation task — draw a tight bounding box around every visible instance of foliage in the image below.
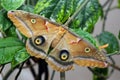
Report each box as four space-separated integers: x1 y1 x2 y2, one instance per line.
0 10 11 31
97 31 119 54
118 0 120 8
0 0 120 80
0 37 25 65
1 0 25 11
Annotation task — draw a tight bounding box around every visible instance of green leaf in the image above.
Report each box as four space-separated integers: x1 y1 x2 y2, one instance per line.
93 68 108 80
34 0 60 18
69 0 102 33
97 31 120 54
0 10 11 31
5 25 17 37
12 48 30 68
34 0 102 33
0 37 24 48
0 37 24 65
1 0 25 11
20 5 34 13
49 0 75 23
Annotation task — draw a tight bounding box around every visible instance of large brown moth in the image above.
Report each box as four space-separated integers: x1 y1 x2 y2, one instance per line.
7 10 108 72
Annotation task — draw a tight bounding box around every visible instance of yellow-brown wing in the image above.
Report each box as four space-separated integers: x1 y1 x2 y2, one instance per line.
46 36 74 72
26 33 56 59
7 10 59 37
7 10 60 59
41 27 75 72
64 31 108 68
25 27 74 72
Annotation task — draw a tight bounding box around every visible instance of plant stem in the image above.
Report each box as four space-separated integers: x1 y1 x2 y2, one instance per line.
51 70 55 80
3 68 15 80
107 62 120 71
60 72 65 80
15 62 25 80
64 0 90 26
102 0 110 8
106 56 120 72
0 65 4 73
106 51 120 57
37 59 48 80
102 0 113 31
26 59 37 78
107 56 115 78
110 6 119 11
26 0 30 5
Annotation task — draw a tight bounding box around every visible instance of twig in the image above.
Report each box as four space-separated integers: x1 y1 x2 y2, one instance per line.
44 64 49 80
26 59 37 78
37 59 49 80
107 56 115 78
102 0 113 31
16 29 26 43
110 6 120 11
26 0 30 5
3 68 15 80
64 0 90 26
60 72 65 80
15 62 25 80
0 65 5 73
51 70 55 80
102 0 110 8
106 51 120 57
107 62 120 71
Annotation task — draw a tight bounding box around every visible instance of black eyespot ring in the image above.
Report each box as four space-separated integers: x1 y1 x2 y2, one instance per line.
59 50 69 61
34 36 45 45
85 47 91 53
31 19 36 23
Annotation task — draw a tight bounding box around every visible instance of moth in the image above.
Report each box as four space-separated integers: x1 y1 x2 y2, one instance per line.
7 10 108 72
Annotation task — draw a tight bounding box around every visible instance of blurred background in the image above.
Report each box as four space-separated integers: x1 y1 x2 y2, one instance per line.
1 0 120 80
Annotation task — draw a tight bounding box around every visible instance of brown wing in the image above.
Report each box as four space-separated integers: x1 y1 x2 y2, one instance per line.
26 33 56 59
7 10 59 37
64 31 108 68
46 37 74 72
25 27 74 72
